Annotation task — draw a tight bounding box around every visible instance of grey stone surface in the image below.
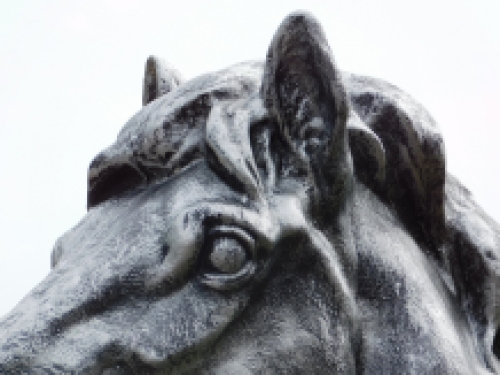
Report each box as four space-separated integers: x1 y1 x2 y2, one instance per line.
1 11 499 374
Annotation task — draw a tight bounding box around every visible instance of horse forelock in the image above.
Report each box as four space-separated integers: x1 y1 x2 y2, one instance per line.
87 62 270 209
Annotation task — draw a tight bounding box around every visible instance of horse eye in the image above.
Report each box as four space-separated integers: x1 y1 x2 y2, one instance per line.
200 226 257 290
208 237 248 274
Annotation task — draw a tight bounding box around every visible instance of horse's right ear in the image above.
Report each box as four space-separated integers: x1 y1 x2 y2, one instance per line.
142 56 183 105
262 12 349 162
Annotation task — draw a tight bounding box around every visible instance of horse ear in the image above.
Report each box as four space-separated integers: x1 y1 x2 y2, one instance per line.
142 56 183 105
262 12 349 160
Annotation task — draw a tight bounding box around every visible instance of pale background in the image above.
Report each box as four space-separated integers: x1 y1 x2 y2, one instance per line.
1 0 499 317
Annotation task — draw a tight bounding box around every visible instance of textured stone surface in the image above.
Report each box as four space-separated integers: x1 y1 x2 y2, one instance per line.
1 11 499 374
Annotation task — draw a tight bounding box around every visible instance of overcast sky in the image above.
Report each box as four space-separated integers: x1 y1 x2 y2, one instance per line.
1 1 499 317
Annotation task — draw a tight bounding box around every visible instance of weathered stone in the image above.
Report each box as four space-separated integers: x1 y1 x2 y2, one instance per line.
1 11 498 374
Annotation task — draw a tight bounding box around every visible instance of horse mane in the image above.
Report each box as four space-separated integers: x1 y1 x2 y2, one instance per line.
346 72 446 256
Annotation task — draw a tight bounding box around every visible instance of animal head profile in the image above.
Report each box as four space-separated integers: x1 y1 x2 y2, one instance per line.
1 12 499 375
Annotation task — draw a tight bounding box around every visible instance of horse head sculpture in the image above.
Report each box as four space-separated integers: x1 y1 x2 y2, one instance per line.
1 12 499 375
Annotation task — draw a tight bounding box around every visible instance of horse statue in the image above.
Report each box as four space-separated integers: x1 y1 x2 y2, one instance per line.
1 12 499 374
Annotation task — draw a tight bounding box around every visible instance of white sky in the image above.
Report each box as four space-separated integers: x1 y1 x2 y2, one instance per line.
1 0 499 318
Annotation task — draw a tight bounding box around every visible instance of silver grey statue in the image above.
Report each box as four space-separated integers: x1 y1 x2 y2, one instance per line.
1 12 499 374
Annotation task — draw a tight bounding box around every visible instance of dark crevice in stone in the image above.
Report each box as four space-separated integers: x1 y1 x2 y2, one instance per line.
88 164 146 209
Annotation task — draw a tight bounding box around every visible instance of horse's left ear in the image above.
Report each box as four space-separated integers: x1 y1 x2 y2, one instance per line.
262 12 349 162
143 56 183 105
